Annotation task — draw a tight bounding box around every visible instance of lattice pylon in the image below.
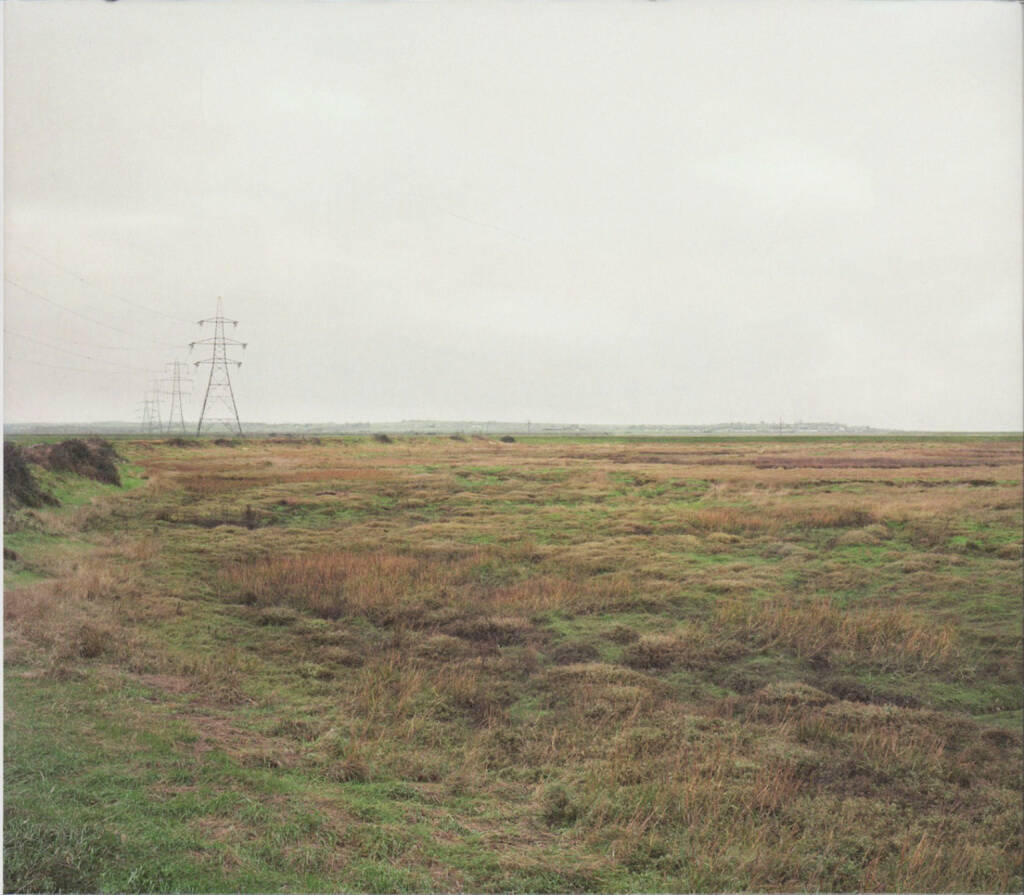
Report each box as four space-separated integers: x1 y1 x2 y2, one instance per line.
191 298 247 436
156 361 194 435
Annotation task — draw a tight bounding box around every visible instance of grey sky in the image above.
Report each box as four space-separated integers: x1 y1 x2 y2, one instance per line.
4 1 1021 429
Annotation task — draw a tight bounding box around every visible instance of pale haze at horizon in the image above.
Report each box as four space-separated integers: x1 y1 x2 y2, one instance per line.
3 2 1022 430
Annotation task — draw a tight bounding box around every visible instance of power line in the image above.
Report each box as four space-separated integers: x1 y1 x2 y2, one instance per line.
2 353 142 377
4 277 183 348
44 339 138 352
4 327 143 351
4 329 159 373
11 242 193 324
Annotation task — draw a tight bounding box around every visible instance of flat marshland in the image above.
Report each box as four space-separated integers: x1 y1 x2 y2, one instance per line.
4 435 1022 892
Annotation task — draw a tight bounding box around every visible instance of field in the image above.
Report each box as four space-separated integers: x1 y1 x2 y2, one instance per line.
4 434 1022 892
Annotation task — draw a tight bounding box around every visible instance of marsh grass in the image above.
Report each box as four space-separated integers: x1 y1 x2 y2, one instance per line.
717 596 962 671
4 434 1021 892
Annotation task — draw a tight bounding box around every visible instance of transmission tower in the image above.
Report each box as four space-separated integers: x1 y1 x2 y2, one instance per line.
138 393 161 435
149 379 166 433
156 361 194 435
191 298 247 436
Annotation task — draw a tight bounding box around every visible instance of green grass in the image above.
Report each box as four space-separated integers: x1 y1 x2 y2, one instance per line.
4 435 1021 892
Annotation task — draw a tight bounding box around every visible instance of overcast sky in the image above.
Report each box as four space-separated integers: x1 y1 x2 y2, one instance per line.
3 1 1021 429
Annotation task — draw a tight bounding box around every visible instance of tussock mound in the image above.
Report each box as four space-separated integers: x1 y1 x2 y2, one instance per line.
21 438 122 486
3 443 58 511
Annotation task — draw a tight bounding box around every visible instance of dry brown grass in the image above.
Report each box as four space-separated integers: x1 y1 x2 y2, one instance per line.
717 596 962 671
219 546 647 622
4 578 139 671
222 550 435 619
51 551 147 603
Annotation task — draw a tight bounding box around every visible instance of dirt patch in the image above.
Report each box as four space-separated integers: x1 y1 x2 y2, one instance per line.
178 712 301 767
550 641 602 665
752 456 1008 469
604 625 639 645
444 616 534 647
155 505 270 530
137 674 193 696
621 634 686 670
753 681 835 707
822 676 922 708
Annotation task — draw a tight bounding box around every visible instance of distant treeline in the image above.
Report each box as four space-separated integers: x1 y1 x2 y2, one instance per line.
4 420 906 437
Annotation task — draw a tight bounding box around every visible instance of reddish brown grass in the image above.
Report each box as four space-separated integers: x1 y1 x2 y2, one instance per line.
717 596 961 671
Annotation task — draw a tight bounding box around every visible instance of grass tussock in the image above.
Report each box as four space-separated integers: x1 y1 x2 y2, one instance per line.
718 596 961 671
222 551 467 620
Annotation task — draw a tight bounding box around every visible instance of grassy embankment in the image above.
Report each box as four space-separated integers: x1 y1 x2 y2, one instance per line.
4 435 1022 892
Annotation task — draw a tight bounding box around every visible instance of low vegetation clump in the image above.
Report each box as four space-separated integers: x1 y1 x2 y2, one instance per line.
21 437 122 486
3 443 58 514
4 434 1022 892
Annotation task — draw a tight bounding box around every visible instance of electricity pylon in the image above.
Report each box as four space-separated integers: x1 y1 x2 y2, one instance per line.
157 361 194 435
191 298 246 436
138 393 161 435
